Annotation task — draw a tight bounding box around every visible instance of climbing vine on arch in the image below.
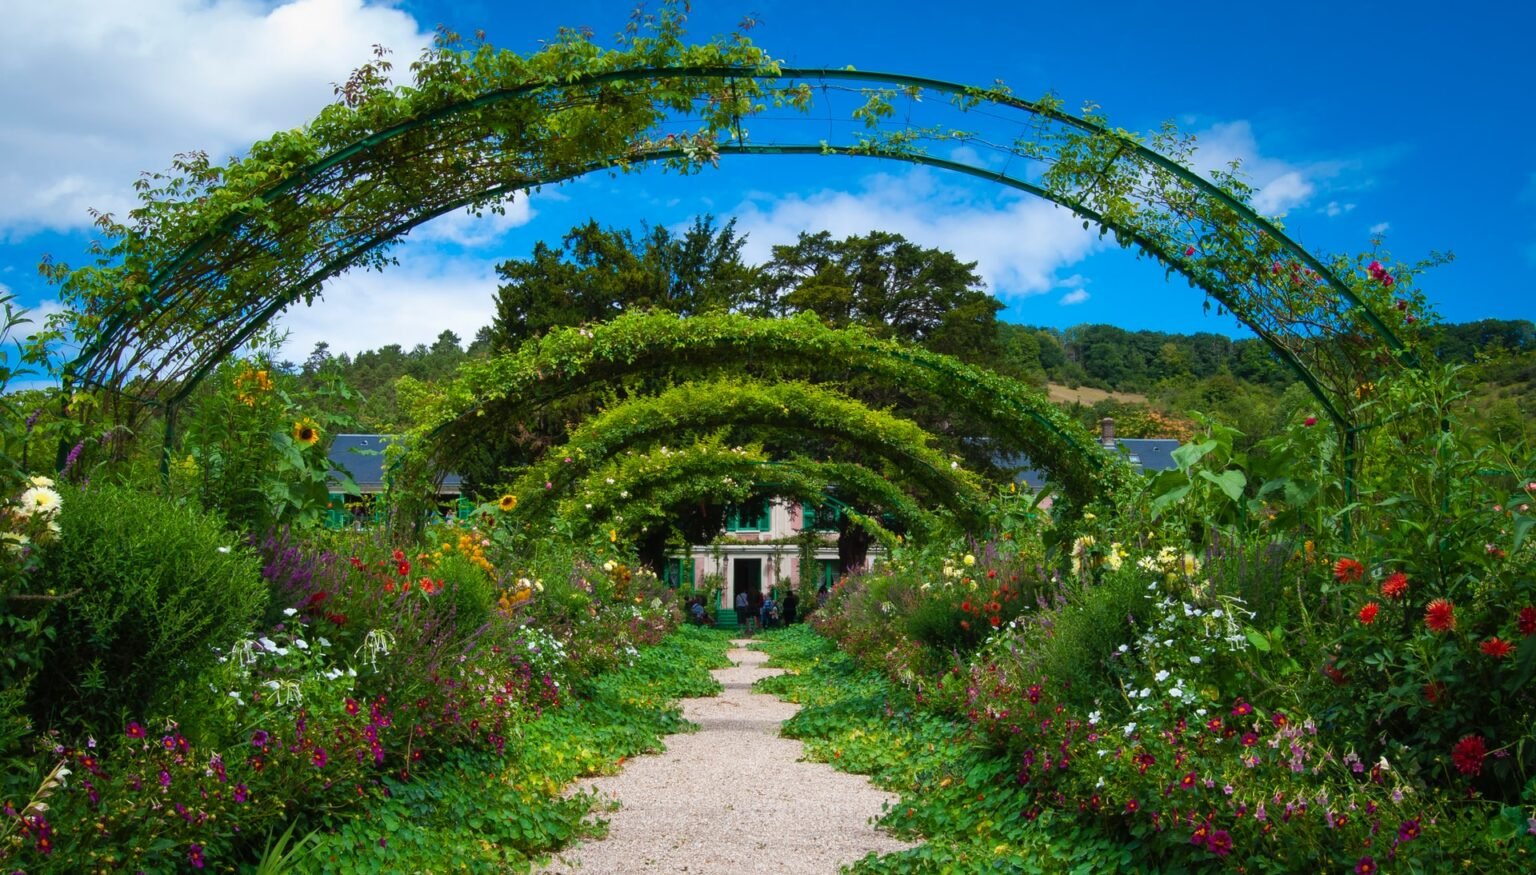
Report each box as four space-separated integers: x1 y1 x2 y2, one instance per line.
49 4 1417 444
407 311 1134 510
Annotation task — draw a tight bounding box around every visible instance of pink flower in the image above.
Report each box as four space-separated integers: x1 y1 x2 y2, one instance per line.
1304 416 1318 427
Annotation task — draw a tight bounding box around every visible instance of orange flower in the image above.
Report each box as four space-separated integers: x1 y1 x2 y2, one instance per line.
1332 557 1365 583
1424 599 1456 633
1358 602 1379 625
1380 572 1408 600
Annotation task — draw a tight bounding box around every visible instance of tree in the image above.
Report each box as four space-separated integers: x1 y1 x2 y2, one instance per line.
487 216 756 350
760 230 1003 363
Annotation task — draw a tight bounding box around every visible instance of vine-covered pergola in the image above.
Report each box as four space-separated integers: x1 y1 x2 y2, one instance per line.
47 11 1415 513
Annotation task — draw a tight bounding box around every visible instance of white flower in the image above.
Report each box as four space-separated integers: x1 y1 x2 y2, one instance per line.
217 546 232 554
292 639 308 650
1123 722 1137 736
317 636 331 648
1189 655 1202 664
258 637 279 651
28 475 55 488
1154 670 1170 683
1088 710 1102 724
282 607 298 617
17 486 62 518
1137 687 1152 699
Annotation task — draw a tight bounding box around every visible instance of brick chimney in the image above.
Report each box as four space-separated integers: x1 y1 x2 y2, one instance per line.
1100 417 1116 448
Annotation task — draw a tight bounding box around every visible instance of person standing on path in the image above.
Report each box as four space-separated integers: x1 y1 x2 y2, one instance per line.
735 590 750 633
782 588 798 625
747 587 763 635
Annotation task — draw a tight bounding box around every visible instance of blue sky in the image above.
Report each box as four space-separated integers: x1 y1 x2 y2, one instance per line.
1 0 1532 365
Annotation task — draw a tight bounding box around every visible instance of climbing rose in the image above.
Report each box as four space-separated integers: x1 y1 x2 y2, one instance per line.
1480 637 1513 659
1424 599 1456 633
1380 571 1408 600
1358 602 1379 625
1332 557 1365 583
1451 734 1486 776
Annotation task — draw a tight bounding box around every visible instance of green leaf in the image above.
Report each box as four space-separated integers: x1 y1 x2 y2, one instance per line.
1149 483 1192 518
1244 628 1272 652
1171 439 1217 472
1513 515 1534 552
1198 468 1247 502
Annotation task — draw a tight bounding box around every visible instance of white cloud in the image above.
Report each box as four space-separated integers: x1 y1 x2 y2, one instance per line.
1323 201 1356 217
269 243 498 360
0 0 431 236
1187 121 1338 217
729 168 1098 299
408 196 537 247
1059 289 1089 305
1369 221 1391 235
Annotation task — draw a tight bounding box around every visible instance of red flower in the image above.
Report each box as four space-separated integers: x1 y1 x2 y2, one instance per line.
1184 245 1197 256
1451 734 1486 776
1480 637 1513 659
1231 700 1253 717
1179 771 1198 790
1332 558 1365 583
1207 829 1233 856
1423 681 1446 705
1424 599 1456 633
1355 856 1377 875
1380 572 1408 599
1518 606 1536 637
1125 798 1139 812
396 561 411 577
1357 602 1379 625
1303 416 1318 427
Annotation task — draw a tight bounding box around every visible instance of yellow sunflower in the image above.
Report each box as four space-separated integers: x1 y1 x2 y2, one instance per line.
293 419 321 446
498 494 518 512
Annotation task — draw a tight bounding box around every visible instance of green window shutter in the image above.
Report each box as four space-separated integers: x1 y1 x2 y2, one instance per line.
756 499 771 531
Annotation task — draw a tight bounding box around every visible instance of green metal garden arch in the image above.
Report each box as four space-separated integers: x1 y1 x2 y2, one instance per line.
51 37 1410 499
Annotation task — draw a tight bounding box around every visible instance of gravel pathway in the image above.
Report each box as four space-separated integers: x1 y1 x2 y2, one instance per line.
539 638 913 874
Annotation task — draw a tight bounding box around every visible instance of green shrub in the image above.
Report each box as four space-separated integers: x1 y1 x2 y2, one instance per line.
432 551 496 634
30 485 266 735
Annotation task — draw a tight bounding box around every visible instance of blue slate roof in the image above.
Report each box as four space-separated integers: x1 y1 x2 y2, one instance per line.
998 437 1184 490
1115 438 1182 472
327 434 463 494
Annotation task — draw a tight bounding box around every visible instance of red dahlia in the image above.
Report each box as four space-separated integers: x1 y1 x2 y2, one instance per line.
1380 571 1408 600
1424 599 1456 633
1480 637 1513 659
1451 734 1486 776
1333 557 1365 583
1518 605 1536 637
1358 602 1379 625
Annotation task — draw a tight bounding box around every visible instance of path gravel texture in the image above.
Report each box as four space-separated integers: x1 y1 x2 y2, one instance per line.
539 638 913 874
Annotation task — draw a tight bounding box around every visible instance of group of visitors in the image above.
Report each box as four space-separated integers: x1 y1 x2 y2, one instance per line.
732 587 800 635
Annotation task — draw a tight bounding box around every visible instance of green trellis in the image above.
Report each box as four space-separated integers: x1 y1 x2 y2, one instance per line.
411 311 1131 510
47 22 1414 503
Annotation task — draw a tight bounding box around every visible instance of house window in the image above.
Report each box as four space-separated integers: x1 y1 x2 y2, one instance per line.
816 559 839 590
801 502 840 532
726 498 771 532
664 557 696 589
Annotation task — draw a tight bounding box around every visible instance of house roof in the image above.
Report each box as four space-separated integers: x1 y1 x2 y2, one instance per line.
998 436 1184 490
328 434 463 495
1115 438 1182 472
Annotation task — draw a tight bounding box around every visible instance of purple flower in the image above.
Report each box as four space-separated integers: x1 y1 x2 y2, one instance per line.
158 770 172 788
61 441 85 476
188 843 206 869
250 729 270 748
311 747 329 768
24 409 40 432
233 783 249 803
